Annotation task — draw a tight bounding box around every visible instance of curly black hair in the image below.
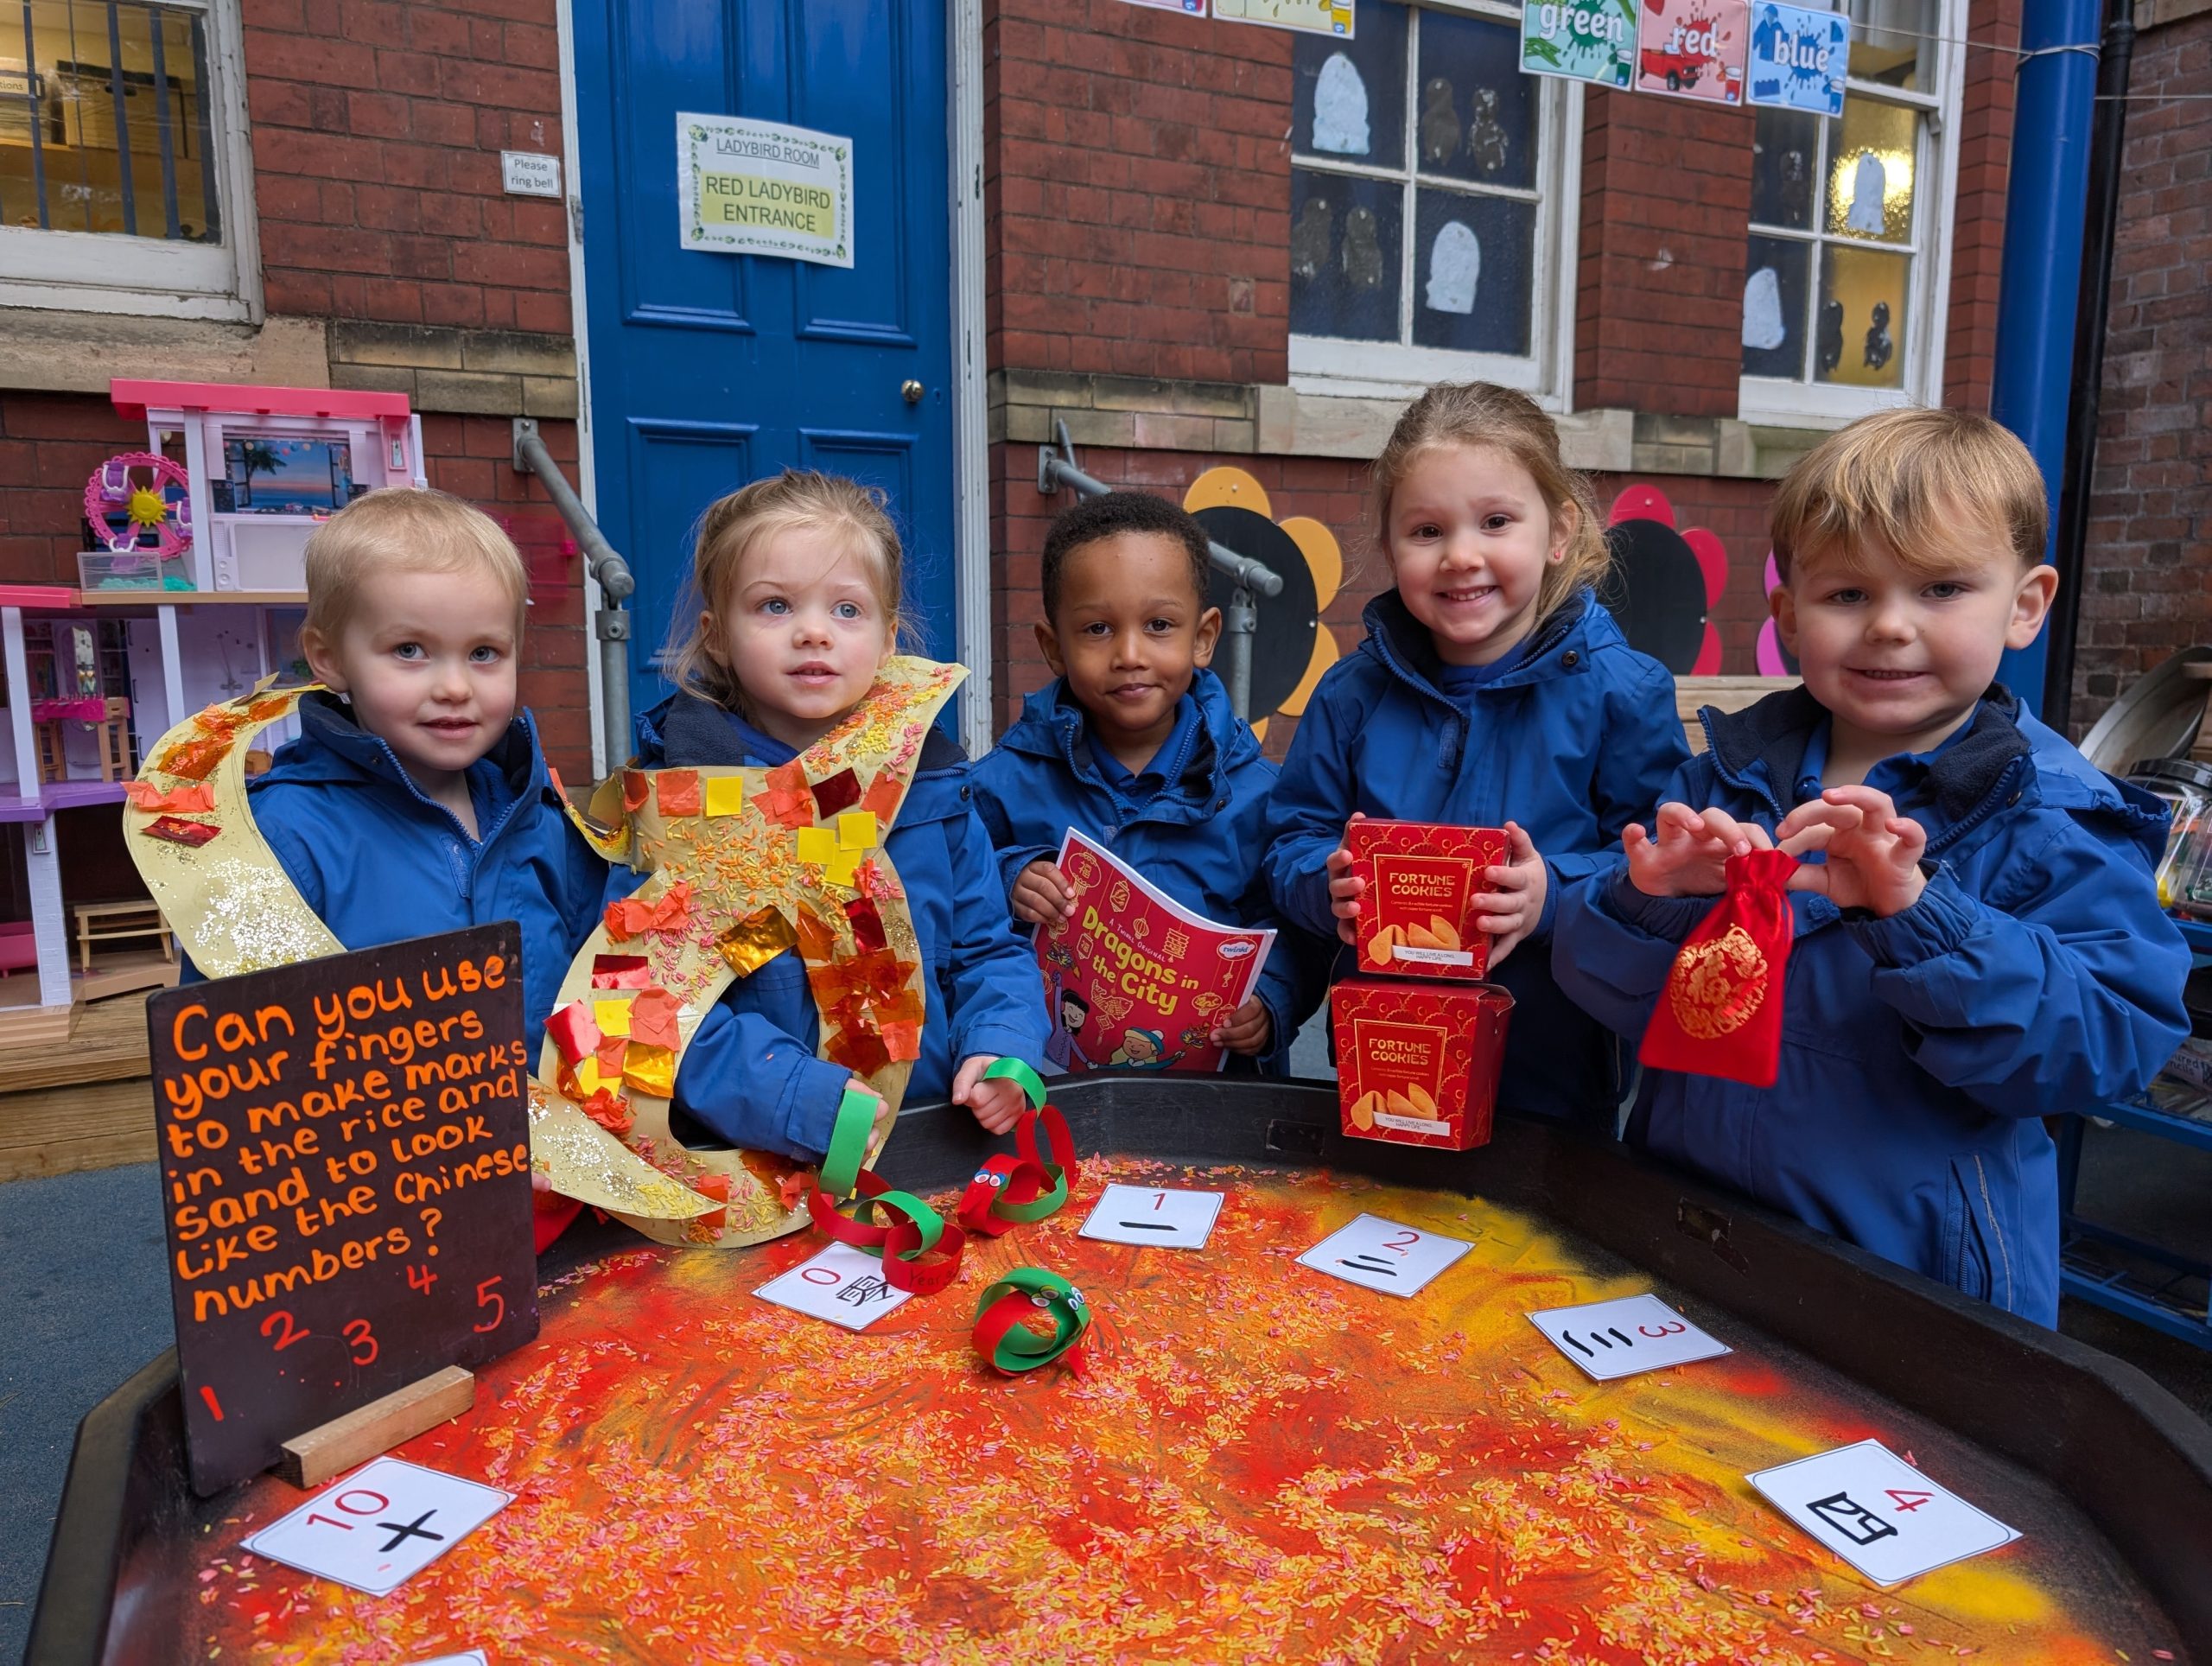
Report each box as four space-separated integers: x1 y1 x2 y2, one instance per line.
1040 490 1213 624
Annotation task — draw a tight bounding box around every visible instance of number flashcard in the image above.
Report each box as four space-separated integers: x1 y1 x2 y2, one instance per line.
1748 1439 2020 1587
1298 1211 1474 1296
406 1654 490 1666
1078 1184 1226 1250
242 1457 511 1597
753 1243 915 1332
1527 1294 1732 1380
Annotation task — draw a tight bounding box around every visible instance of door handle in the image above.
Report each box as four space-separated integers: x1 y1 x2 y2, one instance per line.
901 379 925 404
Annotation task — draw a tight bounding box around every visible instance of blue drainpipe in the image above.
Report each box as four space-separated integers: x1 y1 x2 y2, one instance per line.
1987 0 2101 712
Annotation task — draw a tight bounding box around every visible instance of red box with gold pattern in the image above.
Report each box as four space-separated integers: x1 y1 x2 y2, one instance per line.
1345 819 1509 981
1331 976 1513 1150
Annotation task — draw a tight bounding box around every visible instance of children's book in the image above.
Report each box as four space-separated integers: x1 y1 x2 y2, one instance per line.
1036 829 1275 1075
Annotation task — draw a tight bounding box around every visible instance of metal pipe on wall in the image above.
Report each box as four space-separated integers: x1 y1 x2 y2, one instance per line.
513 418 635 772
2043 0 2138 736
1989 0 2104 714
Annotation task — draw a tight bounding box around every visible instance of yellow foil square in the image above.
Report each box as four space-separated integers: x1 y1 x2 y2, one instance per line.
594 999 633 1038
837 811 878 849
573 1055 607 1097
620 1043 677 1097
795 826 837 865
704 776 746 817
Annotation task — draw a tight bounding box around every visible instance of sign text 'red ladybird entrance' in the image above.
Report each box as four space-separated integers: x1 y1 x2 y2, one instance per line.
150 924 539 1495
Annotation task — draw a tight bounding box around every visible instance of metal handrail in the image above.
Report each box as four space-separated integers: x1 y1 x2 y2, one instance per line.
1036 420 1283 721
512 418 634 773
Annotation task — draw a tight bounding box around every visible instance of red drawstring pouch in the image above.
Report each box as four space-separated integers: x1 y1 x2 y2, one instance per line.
1638 849 1799 1089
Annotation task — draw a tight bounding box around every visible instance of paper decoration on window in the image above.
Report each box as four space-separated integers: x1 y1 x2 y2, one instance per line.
1521 0 1637 88
1420 78 1459 166
1816 298 1846 372
1864 301 1895 370
1343 206 1385 290
1635 0 1747 102
1467 87 1511 174
1847 153 1887 233
1290 194 1334 282
1313 52 1370 153
1215 0 1354 36
1426 221 1481 315
1747 1 1847 117
1742 266 1786 350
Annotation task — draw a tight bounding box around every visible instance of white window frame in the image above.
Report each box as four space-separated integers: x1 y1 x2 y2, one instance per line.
1287 0 1580 410
1737 0 1965 427
0 0 261 322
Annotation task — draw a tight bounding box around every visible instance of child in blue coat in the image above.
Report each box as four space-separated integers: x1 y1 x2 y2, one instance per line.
194 488 607 1063
626 470 1048 1161
1554 408 2190 1325
1262 383 1688 1130
971 491 1325 1073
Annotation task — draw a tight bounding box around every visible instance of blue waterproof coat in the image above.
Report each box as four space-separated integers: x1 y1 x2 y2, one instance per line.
187 693 608 1059
1262 588 1689 1129
622 690 1050 1161
1553 685 2191 1326
969 667 1331 1074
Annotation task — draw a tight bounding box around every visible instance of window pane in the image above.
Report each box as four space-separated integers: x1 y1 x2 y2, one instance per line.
1293 1 1408 170
1841 0 1936 90
1740 234 1810 378
1412 187 1533 354
2 1 219 241
1414 9 1537 190
1749 107 1819 230
1291 167 1404 342
1815 243 1908 388
1823 98 1917 244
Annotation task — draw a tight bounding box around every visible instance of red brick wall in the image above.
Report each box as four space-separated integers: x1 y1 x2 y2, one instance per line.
1573 91 1754 418
988 438 1781 750
0 393 594 783
242 0 570 334
983 0 1291 383
2070 9 2212 734
1942 0 2021 413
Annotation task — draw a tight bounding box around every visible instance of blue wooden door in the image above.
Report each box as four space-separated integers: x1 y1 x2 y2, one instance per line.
572 0 957 726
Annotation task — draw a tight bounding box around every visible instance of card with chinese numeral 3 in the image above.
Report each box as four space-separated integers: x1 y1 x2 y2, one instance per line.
1748 1439 2020 1587
242 1457 511 1596
1526 1294 1732 1380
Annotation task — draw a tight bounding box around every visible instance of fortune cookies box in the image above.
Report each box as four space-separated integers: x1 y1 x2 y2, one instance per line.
1331 977 1513 1151
1345 819 1509 981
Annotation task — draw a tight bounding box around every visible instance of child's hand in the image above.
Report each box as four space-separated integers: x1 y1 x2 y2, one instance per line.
1211 996 1272 1056
1012 859 1076 927
1624 803 1773 897
1777 786 1928 916
1471 821 1546 970
951 1054 1028 1135
848 1077 897 1145
1325 811 1369 945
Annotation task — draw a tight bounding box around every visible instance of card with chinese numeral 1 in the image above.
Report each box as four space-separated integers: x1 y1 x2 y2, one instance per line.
753 1243 915 1331
1747 1439 2020 1587
242 1457 511 1596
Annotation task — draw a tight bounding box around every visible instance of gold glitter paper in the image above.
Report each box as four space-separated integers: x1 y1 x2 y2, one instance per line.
524 1080 713 1218
717 906 798 975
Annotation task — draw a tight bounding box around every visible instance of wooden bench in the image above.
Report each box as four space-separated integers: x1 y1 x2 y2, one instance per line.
1674 675 1801 753
72 899 175 975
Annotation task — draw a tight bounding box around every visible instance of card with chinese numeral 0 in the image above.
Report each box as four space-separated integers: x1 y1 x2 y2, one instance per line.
241 1457 511 1596
1747 1439 2020 1587
1297 1211 1474 1296
1527 1294 1732 1380
753 1243 915 1331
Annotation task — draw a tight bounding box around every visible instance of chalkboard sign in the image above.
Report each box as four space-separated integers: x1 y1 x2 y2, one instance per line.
149 923 540 1496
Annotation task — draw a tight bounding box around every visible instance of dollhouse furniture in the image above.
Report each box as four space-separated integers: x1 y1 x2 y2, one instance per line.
0 920 35 977
29 696 132 785
71 900 175 975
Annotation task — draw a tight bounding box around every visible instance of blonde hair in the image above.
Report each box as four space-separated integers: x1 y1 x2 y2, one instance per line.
1370 382 1610 628
1770 407 2049 581
302 487 528 642
664 469 907 708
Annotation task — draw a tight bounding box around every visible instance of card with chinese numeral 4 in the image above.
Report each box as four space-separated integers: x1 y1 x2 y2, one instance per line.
753 1243 915 1331
1748 1439 2020 1587
242 1457 511 1596
1526 1294 1732 1380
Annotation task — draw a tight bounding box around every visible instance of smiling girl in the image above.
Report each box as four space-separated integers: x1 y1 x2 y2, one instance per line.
1261 383 1688 1132
623 470 1047 1159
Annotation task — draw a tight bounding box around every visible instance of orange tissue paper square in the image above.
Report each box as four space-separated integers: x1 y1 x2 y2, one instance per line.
1330 976 1512 1151
1345 819 1508 981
